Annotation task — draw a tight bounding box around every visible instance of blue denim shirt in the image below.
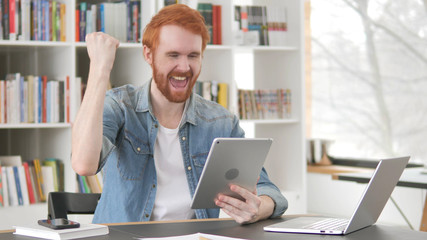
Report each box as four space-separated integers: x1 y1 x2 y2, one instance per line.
92 80 288 223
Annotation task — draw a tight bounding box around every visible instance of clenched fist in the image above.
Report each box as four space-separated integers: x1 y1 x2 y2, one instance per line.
86 32 120 76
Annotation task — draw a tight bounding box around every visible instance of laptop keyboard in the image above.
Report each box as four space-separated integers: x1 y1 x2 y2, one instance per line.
302 218 349 231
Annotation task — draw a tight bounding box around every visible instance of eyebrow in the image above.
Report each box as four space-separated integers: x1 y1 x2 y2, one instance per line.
166 51 201 56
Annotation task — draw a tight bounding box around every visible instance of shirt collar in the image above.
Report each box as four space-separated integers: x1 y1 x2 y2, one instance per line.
136 79 198 126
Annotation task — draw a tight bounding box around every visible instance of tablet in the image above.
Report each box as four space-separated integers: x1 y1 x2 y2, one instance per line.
191 138 273 209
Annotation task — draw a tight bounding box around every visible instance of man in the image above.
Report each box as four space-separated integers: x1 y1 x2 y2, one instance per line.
71 4 287 224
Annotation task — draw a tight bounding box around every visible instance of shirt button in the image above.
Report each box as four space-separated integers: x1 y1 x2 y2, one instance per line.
154 124 158 128
137 147 141 152
182 136 186 141
152 184 156 188
145 214 149 218
187 166 192 171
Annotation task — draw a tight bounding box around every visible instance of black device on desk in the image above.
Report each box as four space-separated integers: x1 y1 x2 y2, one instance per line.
38 218 80 230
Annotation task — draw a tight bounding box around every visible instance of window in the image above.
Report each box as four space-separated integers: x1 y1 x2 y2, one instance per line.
309 0 427 163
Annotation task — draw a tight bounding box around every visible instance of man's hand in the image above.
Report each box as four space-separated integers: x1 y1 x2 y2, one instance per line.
214 184 275 224
85 32 120 77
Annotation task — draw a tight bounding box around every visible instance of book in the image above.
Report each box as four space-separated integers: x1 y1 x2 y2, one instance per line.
6 166 19 206
0 165 3 206
14 223 109 240
85 175 101 193
43 159 59 192
13 166 24 205
27 161 41 202
22 162 36 204
0 155 23 206
17 166 30 205
41 165 55 197
1 166 9 207
0 155 22 166
33 158 46 202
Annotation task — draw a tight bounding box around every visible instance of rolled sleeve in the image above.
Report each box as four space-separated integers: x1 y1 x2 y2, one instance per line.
257 168 288 218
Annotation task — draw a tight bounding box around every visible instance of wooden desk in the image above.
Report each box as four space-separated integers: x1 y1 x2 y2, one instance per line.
2 217 427 239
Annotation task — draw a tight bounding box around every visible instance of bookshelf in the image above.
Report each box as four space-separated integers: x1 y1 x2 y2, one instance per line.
0 0 305 229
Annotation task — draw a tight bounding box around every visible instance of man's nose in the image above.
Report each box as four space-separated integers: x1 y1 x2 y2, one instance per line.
176 57 191 72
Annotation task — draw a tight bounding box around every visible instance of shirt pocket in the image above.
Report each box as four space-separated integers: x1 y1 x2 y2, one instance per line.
117 129 151 180
191 151 209 179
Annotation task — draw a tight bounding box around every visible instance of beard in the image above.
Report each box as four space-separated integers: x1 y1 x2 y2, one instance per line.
152 59 200 103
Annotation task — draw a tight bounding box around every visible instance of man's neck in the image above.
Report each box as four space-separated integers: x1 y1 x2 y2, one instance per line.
150 80 186 129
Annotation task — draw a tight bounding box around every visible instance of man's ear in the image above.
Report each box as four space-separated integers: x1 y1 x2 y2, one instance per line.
143 45 153 65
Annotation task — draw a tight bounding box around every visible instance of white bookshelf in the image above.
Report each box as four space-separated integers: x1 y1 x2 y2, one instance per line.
0 0 305 229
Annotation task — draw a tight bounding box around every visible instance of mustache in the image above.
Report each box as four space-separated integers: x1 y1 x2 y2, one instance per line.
168 70 193 78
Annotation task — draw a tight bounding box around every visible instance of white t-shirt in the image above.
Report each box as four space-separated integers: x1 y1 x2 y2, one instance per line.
151 108 195 220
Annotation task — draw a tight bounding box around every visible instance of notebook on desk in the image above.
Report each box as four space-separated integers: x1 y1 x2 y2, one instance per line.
264 156 410 235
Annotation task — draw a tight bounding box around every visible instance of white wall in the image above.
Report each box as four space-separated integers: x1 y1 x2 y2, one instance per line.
307 173 426 230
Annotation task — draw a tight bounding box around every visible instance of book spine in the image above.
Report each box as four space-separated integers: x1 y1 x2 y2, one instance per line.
23 162 36 204
60 2 65 41
17 166 30 205
3 0 9 39
66 76 69 123
1 167 9 206
75 8 79 41
33 158 46 202
13 166 23 205
79 2 86 42
0 165 3 206
51 0 56 41
9 0 16 39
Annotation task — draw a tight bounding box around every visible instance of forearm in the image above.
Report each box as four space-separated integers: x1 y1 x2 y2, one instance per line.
72 32 119 176
71 68 110 176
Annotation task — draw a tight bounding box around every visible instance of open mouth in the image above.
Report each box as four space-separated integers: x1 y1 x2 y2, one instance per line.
169 76 189 88
168 71 192 89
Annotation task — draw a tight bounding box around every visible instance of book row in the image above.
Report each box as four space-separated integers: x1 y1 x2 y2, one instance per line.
0 73 73 124
76 173 103 194
234 5 288 46
193 81 228 109
0 0 67 41
238 88 292 120
197 3 222 45
0 155 64 207
76 0 141 43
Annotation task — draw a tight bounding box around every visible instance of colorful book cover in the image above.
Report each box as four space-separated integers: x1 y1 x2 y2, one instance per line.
9 0 16 39
13 166 23 205
1 167 9 206
217 83 228 109
66 76 70 123
33 158 46 202
79 2 87 42
23 162 36 204
42 75 47 123
27 161 41 202
51 0 56 41
60 2 65 41
43 159 58 192
17 166 30 205
0 165 3 206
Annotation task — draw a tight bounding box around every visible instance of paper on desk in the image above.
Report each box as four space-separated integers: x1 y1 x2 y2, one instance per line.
138 232 248 240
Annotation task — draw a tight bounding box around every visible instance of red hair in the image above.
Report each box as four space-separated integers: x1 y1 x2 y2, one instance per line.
142 4 210 53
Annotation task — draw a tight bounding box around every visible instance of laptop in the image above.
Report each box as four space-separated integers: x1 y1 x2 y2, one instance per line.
264 156 410 235
191 138 273 209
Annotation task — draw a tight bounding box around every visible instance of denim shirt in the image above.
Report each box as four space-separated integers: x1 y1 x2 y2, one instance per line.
92 80 288 223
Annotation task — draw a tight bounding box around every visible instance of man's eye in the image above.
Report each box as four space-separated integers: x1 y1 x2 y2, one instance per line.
168 54 179 58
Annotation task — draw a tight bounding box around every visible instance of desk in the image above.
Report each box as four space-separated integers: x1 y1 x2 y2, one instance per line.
332 168 427 232
1 217 427 240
